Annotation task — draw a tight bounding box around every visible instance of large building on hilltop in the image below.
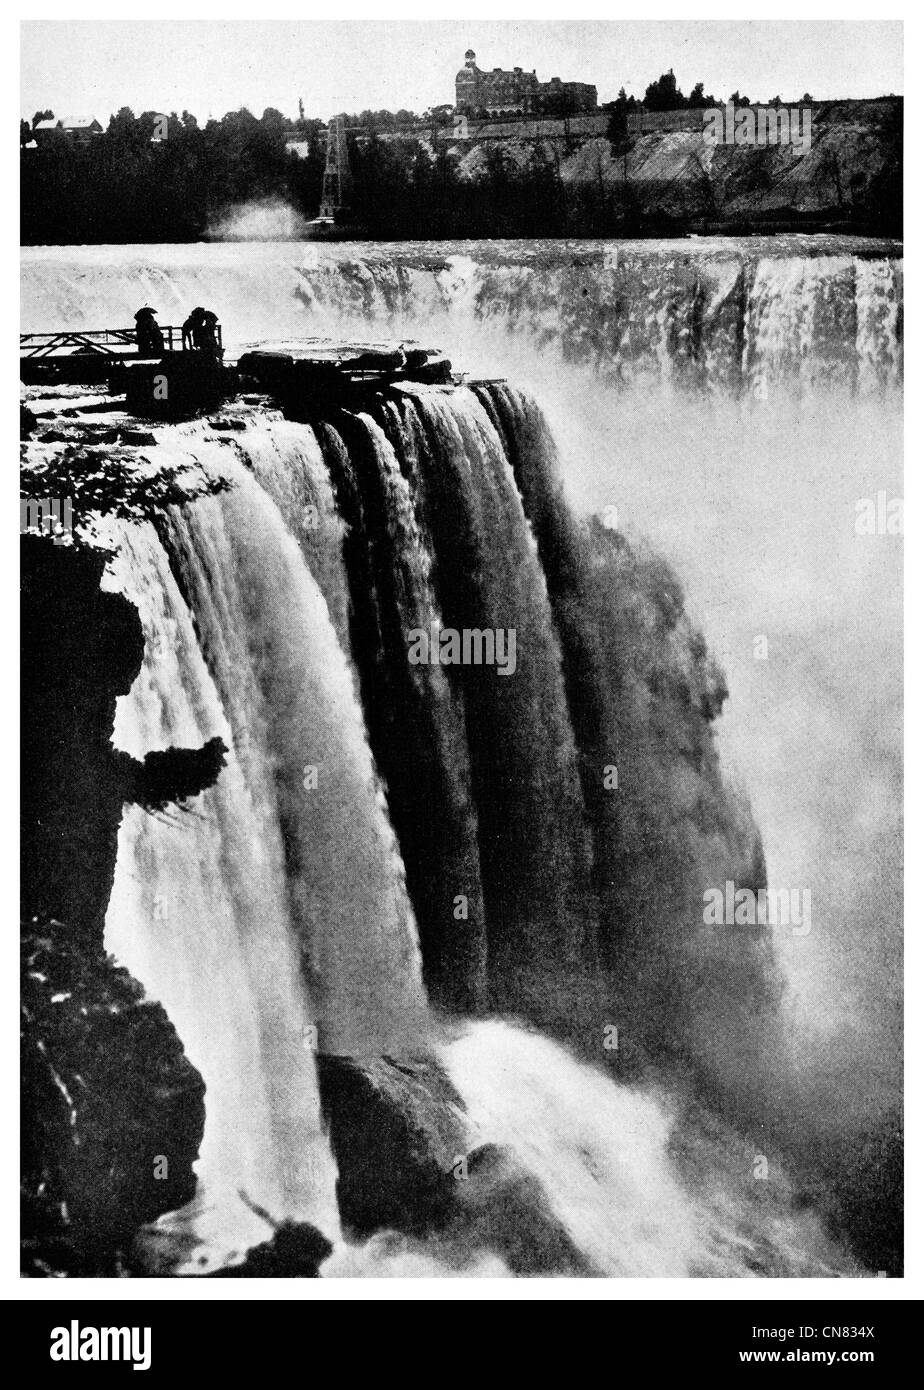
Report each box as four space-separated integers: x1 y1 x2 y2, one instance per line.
455 50 597 117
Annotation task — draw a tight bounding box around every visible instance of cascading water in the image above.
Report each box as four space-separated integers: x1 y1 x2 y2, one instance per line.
161 464 428 1057
314 387 599 1021
24 236 901 1276
102 514 341 1270
90 390 846 1277
103 451 430 1269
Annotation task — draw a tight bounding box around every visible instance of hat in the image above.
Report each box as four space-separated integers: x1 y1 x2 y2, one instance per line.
134 306 157 318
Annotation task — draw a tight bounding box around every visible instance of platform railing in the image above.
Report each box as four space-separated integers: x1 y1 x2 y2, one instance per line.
20 325 221 358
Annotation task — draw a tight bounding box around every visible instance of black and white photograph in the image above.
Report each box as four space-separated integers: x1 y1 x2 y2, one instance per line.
17 11 908 1317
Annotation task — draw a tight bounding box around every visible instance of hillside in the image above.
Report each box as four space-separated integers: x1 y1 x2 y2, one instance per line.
444 98 901 235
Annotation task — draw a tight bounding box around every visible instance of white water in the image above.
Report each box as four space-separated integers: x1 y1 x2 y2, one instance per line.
444 1021 697 1276
324 1018 851 1279
103 516 341 1270
20 236 902 391
163 464 428 1056
102 449 429 1270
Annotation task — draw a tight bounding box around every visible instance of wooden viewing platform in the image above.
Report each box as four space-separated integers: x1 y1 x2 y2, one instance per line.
20 325 223 384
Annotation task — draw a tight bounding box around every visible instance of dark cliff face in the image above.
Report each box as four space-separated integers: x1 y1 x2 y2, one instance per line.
20 534 224 1275
21 537 144 946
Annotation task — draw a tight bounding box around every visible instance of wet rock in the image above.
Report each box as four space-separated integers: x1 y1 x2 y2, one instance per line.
119 430 158 446
448 1142 594 1276
317 1053 467 1237
202 1221 334 1278
21 923 206 1276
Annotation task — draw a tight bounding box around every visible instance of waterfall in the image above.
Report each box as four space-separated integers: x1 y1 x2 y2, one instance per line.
23 236 899 1276
94 385 793 1273
102 453 430 1270
160 465 428 1056
308 387 598 1026
20 238 902 396
103 518 340 1270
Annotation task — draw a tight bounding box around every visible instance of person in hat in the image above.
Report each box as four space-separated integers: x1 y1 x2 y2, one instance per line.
182 306 221 358
134 306 164 357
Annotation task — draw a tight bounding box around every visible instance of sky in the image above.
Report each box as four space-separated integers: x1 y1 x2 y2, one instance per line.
21 20 902 125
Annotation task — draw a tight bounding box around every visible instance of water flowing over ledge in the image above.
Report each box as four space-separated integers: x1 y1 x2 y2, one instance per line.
21 236 902 397
66 384 852 1277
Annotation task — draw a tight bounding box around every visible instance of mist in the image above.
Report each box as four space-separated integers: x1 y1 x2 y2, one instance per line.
207 198 308 243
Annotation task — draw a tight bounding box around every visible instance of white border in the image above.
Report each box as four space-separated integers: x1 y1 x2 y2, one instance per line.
6 3 916 1303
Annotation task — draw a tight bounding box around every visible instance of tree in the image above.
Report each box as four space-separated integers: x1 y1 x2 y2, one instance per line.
729 91 751 107
606 92 631 154
32 109 54 128
137 111 164 141
20 119 31 146
687 82 717 109
260 107 286 136
644 70 684 112
802 93 813 104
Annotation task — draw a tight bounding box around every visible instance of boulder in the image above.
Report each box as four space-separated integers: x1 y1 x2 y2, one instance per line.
317 1053 466 1237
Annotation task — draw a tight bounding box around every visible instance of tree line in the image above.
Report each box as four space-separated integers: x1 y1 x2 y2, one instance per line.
21 106 326 244
21 102 664 243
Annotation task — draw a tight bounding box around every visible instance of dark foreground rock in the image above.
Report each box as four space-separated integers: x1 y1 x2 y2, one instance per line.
21 924 206 1277
202 1221 334 1277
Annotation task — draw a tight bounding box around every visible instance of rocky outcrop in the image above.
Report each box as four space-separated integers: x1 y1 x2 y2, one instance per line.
21 535 227 945
21 924 206 1276
202 1221 333 1277
318 1057 595 1274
